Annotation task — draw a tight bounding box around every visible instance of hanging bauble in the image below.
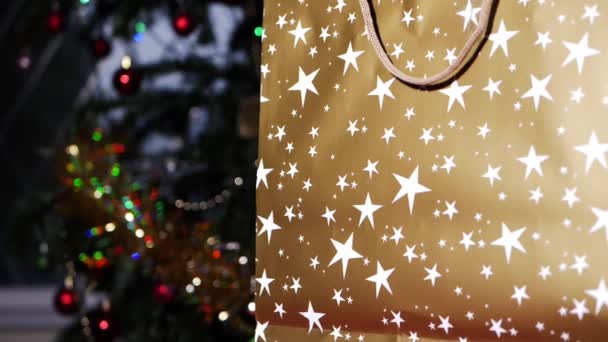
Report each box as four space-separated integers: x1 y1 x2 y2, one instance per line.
172 13 196 36
47 10 65 33
112 68 141 96
91 37 111 58
153 282 176 304
53 284 79 315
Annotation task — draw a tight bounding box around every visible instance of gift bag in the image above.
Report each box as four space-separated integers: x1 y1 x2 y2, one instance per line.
255 0 608 340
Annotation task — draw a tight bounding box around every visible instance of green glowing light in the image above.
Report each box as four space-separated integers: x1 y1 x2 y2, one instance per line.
93 251 103 260
111 164 121 177
135 22 146 33
73 178 84 188
92 131 103 142
80 0 90 4
78 253 87 262
254 26 264 37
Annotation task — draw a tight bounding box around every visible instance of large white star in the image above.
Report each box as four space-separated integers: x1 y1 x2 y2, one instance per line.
353 192 383 228
299 301 326 333
328 232 363 278
439 81 472 112
257 211 282 243
255 269 274 296
575 131 608 172
457 0 481 31
438 315 453 334
488 20 518 57
511 285 530 306
255 321 269 342
562 33 599 74
590 207 608 241
390 311 405 328
366 261 395 298
491 223 527 264
517 145 549 179
368 76 395 110
489 319 507 338
288 21 311 47
322 206 336 225
521 74 553 111
586 278 608 315
392 166 431 214
338 41 364 75
256 159 273 189
289 67 319 107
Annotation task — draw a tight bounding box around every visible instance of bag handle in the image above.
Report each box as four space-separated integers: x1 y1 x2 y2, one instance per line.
358 0 494 86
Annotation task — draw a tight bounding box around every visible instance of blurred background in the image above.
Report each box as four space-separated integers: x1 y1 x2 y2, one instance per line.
0 0 261 341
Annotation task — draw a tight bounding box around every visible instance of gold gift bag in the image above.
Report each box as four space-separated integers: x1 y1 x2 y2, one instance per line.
255 0 608 340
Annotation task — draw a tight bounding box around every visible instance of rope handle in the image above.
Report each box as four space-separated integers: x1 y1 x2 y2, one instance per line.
358 0 494 86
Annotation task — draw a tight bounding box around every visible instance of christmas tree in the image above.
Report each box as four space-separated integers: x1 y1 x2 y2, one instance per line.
3 1 261 341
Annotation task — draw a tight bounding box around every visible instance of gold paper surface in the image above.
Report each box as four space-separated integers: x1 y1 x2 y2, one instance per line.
255 0 608 340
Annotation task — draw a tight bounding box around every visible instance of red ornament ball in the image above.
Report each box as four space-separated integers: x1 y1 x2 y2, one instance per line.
89 309 120 341
112 68 141 96
153 283 176 304
47 10 65 33
172 13 196 36
53 286 79 315
91 37 111 58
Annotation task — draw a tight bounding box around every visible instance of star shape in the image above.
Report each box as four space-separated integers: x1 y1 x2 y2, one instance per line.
391 43 405 59
562 187 580 208
440 155 456 174
256 159 273 189
562 33 599 74
586 278 608 315
443 201 458 220
535 31 552 50
570 298 590 320
353 193 383 228
288 21 311 47
382 127 396 144
571 254 589 275
460 231 476 251
420 127 435 145
481 265 493 279
457 0 481 30
368 76 395 110
255 321 269 342
390 226 404 245
310 256 320 269
366 261 395 298
329 232 363 278
257 211 282 243
322 206 336 225
477 122 491 139
575 131 608 172
289 67 319 107
521 74 553 111
511 285 530 306
582 5 600 24
403 244 418 263
424 263 442 286
491 223 527 264
488 20 518 57
489 319 507 338
590 207 608 241
482 78 502 99
275 14 287 29
256 269 274 296
439 81 471 112
517 145 549 179
482 164 502 186
330 326 343 341
363 159 379 178
338 42 364 75
274 303 286 318
390 311 405 328
299 301 326 333
401 9 415 26
438 315 453 334
392 166 431 214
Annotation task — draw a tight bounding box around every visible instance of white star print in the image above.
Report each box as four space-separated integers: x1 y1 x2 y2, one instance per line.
289 67 319 107
337 174 349 191
488 20 519 57
255 321 269 342
517 145 549 179
332 289 345 306
319 26 331 42
535 31 552 50
562 33 599 74
329 232 363 278
589 207 608 241
439 81 471 112
440 155 456 174
338 42 364 75
420 127 435 145
511 285 530 306
274 303 286 318
403 244 418 263
443 201 459 220
288 21 311 47
353 192 383 228
391 43 405 60
438 315 453 334
257 211 282 243
366 261 395 298
582 5 600 24
390 311 405 328
330 326 343 341
570 254 589 275
363 160 379 178
401 9 414 27
491 223 527 264
392 166 431 214
570 298 590 320
381 127 396 144
390 226 404 245
299 301 325 333
483 78 502 99
585 278 608 315
256 269 274 296
481 265 493 279
575 131 608 172
539 266 552 280
460 231 476 251
482 164 502 186
477 122 491 139
521 74 553 111
310 256 320 269
424 263 442 287
322 206 336 225
368 76 395 110
290 277 302 293
562 187 580 208
457 0 481 30
256 159 273 189
275 14 287 29
489 319 507 338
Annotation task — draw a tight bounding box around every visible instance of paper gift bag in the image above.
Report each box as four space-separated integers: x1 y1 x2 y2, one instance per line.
255 0 608 340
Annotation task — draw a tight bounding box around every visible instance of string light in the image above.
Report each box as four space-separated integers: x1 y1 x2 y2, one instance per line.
121 56 132 69
174 180 243 211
